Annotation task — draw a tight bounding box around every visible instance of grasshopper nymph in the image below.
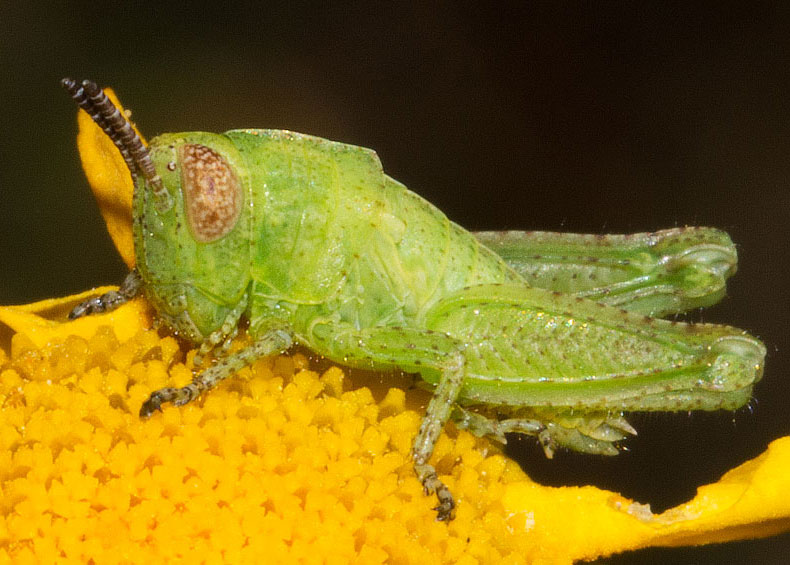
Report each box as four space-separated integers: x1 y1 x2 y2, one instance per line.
62 79 765 520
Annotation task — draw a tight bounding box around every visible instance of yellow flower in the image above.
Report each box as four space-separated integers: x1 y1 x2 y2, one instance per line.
0 89 788 564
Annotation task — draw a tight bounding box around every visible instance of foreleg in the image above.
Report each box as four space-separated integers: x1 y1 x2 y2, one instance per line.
139 327 292 417
69 269 143 319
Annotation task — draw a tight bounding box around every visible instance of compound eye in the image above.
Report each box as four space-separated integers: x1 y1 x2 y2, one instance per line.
179 143 242 242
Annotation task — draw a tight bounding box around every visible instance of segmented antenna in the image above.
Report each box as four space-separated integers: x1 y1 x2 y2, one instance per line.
61 78 173 211
61 78 137 175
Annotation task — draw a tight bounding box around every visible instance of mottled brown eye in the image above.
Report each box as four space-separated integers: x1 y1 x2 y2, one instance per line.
179 144 242 242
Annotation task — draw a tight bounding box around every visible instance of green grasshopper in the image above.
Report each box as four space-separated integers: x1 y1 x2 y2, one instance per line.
62 79 765 520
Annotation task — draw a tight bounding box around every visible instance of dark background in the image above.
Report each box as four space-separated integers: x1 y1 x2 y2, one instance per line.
2 3 789 562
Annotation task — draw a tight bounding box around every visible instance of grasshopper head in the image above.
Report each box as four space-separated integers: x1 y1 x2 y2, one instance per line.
63 79 252 342
134 132 252 342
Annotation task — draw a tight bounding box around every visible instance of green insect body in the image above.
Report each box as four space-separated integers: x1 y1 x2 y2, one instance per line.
63 79 766 521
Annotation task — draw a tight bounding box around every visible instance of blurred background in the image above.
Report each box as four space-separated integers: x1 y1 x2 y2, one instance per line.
1 3 789 562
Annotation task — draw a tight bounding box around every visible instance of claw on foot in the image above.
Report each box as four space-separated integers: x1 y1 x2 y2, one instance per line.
415 462 456 521
434 488 456 521
139 383 202 418
139 388 176 418
69 292 121 319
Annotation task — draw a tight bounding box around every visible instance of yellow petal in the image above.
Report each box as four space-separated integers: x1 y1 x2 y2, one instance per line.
0 289 151 349
75 88 139 267
500 437 790 562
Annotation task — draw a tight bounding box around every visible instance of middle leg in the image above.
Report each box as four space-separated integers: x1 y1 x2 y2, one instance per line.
312 323 468 520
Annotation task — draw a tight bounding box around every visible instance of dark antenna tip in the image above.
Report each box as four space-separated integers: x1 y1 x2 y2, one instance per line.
81 79 101 96
60 77 81 97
